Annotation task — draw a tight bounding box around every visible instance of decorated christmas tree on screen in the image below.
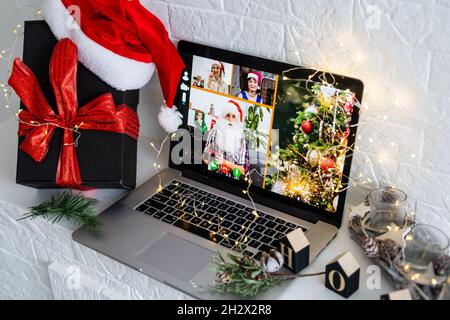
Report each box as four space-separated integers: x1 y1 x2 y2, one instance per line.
266 82 355 213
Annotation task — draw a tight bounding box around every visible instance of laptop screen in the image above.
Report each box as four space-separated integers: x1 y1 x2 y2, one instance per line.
172 41 363 227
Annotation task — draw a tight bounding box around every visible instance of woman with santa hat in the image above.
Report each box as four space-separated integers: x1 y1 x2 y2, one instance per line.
238 71 263 103
206 61 229 94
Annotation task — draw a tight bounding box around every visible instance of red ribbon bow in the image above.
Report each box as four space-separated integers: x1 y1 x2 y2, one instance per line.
8 39 140 189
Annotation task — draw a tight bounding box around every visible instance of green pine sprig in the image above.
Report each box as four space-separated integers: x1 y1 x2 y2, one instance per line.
212 251 281 298
18 191 101 230
211 251 326 298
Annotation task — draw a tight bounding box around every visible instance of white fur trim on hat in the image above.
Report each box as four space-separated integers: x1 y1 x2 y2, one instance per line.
42 0 155 91
247 73 259 81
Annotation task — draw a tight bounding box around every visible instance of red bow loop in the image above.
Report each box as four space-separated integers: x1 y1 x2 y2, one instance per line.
8 58 56 121
9 58 59 162
50 39 79 124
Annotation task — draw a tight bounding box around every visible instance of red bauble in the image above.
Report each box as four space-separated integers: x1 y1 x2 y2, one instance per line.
320 158 336 171
344 102 353 115
301 120 313 134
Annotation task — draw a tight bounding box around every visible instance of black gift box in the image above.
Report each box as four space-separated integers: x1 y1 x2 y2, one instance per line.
16 21 140 189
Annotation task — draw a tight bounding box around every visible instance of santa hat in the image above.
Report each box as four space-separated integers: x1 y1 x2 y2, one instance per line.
247 71 262 87
212 61 225 76
222 100 243 122
42 0 185 133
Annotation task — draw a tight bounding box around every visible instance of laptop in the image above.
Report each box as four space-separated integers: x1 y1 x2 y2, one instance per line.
73 40 364 299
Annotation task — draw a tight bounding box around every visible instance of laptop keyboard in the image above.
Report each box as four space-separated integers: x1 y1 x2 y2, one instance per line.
134 180 308 260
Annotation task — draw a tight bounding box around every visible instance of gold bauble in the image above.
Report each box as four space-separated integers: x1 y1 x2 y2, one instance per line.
307 149 322 167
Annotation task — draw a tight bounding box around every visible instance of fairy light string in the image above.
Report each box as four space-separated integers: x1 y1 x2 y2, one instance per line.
149 134 171 192
1 6 423 284
289 43 420 178
0 5 418 198
1 10 65 144
2 49 406 241
145 65 395 256
0 6 413 197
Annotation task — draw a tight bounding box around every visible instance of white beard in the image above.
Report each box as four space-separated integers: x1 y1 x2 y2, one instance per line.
215 119 245 156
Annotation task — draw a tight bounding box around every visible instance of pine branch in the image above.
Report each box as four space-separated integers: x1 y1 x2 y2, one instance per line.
18 191 101 230
211 252 325 298
212 252 281 297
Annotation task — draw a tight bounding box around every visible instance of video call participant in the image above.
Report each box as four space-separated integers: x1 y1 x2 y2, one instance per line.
206 61 229 94
203 100 248 178
194 110 208 134
238 71 262 103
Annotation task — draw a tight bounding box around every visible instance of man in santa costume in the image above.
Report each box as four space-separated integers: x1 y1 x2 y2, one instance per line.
203 100 248 178
41 0 185 133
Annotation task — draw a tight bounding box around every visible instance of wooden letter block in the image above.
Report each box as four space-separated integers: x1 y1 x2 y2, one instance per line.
325 251 360 298
278 228 310 273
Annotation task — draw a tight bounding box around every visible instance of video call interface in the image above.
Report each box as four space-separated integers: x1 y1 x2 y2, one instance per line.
177 55 357 213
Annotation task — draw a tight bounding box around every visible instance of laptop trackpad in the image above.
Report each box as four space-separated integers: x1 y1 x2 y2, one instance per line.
137 233 214 281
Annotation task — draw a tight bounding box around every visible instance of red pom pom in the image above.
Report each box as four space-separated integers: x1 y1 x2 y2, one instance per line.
301 120 313 134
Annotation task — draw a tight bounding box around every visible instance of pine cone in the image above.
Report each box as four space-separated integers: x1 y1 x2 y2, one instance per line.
349 216 368 243
363 238 380 258
378 239 401 260
349 216 364 234
216 272 231 285
434 256 450 276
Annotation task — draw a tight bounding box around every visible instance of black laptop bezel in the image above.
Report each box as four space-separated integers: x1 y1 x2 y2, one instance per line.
169 40 363 228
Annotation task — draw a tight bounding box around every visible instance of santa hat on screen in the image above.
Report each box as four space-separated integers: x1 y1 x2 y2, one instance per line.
247 71 262 87
41 0 186 133
222 100 243 122
212 61 225 76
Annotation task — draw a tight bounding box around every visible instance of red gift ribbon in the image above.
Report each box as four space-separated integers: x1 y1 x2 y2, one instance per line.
8 39 140 189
